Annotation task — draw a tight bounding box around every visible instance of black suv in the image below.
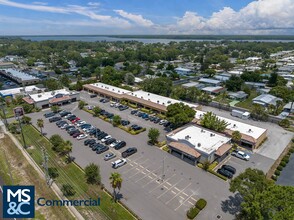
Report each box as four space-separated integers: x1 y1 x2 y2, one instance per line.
90 94 97 98
114 141 126 150
84 139 96 146
49 116 61 123
221 165 236 175
44 112 55 118
105 138 116 145
217 168 233 179
96 145 109 154
122 147 137 158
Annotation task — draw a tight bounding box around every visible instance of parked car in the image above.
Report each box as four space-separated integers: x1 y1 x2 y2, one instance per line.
221 165 236 175
122 147 137 158
131 110 138 115
90 94 97 98
121 120 130 126
84 139 96 146
57 121 67 128
60 111 70 117
217 168 233 179
49 117 62 123
64 114 74 119
110 140 120 148
114 141 126 150
231 150 250 161
67 115 77 121
44 112 55 118
105 138 116 145
56 120 66 126
77 134 88 140
110 102 116 107
66 126 75 131
96 145 109 154
101 135 112 143
69 129 79 135
112 159 127 169
97 132 108 140
118 105 129 111
72 132 83 138
77 121 86 127
104 152 116 161
92 143 103 151
61 123 70 129
159 119 167 125
153 118 161 123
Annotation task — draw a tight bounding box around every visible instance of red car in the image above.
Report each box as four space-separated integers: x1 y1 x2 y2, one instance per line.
71 118 80 123
72 132 83 138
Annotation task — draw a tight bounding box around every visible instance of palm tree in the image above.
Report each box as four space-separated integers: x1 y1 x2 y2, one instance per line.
37 118 44 135
232 130 242 143
109 172 123 202
62 140 72 158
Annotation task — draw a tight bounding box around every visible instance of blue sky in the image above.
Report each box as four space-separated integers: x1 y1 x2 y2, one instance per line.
0 0 293 35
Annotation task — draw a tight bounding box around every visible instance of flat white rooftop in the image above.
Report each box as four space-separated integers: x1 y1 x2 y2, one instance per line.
167 125 231 155
91 83 131 95
0 86 41 96
130 90 198 109
195 110 266 140
29 89 77 102
1 68 39 81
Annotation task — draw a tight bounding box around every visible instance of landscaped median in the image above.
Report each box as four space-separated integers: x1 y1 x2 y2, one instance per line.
197 161 228 181
15 124 136 220
186 198 207 219
83 107 146 135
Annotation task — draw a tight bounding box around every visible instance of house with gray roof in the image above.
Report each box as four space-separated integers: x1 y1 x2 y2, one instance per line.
252 94 282 107
228 91 248 100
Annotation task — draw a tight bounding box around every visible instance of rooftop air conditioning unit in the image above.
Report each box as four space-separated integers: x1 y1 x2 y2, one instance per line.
197 143 201 147
38 94 42 97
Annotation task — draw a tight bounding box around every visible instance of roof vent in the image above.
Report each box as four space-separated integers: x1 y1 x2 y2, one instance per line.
148 93 150 96
248 128 252 132
197 143 201 147
185 135 191 140
233 124 236 128
157 100 159 103
38 94 42 97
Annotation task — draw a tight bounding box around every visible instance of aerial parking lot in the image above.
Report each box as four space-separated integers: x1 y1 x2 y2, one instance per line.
27 102 235 220
23 92 293 220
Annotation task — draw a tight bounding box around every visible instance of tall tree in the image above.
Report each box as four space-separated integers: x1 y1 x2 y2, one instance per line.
231 130 242 143
200 112 229 132
85 163 101 185
166 103 196 128
230 168 294 220
109 172 123 202
37 118 44 135
148 128 160 144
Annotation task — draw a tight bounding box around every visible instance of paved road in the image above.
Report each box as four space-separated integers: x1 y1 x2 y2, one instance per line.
27 103 235 220
277 154 294 186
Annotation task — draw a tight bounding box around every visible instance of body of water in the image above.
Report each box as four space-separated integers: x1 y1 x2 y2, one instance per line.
19 35 294 43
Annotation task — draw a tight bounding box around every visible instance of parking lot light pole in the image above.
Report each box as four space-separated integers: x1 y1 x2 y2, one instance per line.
17 115 27 149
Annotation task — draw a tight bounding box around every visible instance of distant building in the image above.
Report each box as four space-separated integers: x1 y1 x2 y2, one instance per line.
182 82 205 89
201 86 226 95
23 89 80 109
0 62 15 69
283 102 294 113
166 125 232 164
198 78 221 86
228 91 248 100
0 68 40 86
245 82 266 89
214 73 230 82
0 86 44 98
252 94 282 107
175 67 193 75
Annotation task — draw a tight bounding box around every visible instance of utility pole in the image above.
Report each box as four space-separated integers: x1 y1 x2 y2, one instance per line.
17 115 27 148
42 147 50 186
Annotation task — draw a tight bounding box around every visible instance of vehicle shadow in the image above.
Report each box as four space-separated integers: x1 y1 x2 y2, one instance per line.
221 193 242 215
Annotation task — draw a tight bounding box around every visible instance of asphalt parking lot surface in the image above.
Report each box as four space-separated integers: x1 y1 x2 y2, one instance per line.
277 154 294 186
27 103 235 220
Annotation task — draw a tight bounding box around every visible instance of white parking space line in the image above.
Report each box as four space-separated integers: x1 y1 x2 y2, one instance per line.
128 164 155 179
165 183 192 205
142 172 165 188
190 197 197 202
175 191 198 211
135 166 163 183
130 155 144 163
182 192 188 196
156 177 182 198
122 159 149 174
149 174 177 193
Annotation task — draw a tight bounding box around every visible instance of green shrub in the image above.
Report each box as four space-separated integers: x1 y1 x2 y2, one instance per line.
280 161 286 167
195 199 207 210
271 175 277 181
282 156 290 163
277 165 283 171
274 170 280 176
290 148 294 153
186 207 200 219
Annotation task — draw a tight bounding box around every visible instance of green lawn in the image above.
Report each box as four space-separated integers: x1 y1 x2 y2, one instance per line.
235 90 259 110
17 125 136 220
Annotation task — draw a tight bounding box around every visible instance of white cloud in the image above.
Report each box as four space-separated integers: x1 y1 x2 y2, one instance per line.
169 0 294 34
32 1 47 6
0 0 130 27
87 2 100 7
114 9 154 27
